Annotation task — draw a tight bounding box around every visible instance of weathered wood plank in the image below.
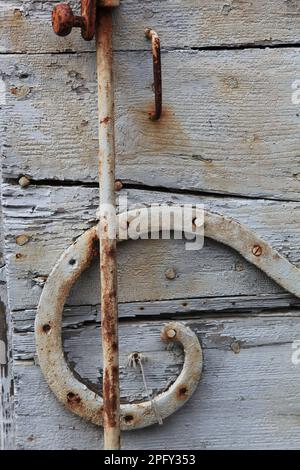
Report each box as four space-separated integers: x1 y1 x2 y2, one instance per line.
12 314 300 449
3 183 300 312
2 49 300 200
0 170 14 450
1 0 300 53
12 293 300 330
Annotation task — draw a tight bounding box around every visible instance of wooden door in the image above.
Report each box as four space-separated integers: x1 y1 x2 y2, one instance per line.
1 0 300 449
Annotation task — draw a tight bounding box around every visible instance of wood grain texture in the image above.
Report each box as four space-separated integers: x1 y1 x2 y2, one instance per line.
0 171 14 450
2 0 300 451
12 313 300 449
1 0 300 53
2 49 300 200
3 183 300 312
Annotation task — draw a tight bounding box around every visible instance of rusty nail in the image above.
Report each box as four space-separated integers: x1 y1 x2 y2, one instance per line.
252 245 262 257
230 341 241 354
115 180 123 191
165 267 177 280
14 9 23 18
52 1 96 41
16 234 30 246
18 176 30 188
145 28 162 121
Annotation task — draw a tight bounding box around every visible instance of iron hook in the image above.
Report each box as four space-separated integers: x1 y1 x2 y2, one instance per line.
145 28 162 121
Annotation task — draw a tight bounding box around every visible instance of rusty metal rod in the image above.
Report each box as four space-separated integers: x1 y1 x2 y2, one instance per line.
96 9 120 450
145 28 162 121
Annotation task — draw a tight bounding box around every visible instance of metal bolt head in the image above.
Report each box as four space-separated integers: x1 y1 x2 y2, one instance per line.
252 245 262 257
166 329 176 339
18 176 30 188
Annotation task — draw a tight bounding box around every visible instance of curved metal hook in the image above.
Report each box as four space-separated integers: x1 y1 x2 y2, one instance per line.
145 28 162 121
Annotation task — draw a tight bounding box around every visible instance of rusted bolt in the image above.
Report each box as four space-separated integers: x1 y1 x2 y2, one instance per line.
252 245 262 257
15 253 23 260
42 324 51 334
14 9 22 18
115 180 123 191
52 1 96 41
18 176 30 188
16 234 29 246
230 341 241 354
166 329 176 339
165 267 177 280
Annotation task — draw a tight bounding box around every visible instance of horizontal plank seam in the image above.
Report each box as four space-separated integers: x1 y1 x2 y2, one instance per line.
9 295 300 315
3 41 300 55
4 178 300 204
11 305 300 324
11 336 294 354
8 293 300 312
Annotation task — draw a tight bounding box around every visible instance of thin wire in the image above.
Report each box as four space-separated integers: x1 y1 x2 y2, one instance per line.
127 353 163 425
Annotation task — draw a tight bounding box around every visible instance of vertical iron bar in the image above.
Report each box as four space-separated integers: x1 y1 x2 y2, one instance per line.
96 8 120 450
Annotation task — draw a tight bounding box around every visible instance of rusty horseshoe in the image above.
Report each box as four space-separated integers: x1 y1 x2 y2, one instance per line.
36 206 300 431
